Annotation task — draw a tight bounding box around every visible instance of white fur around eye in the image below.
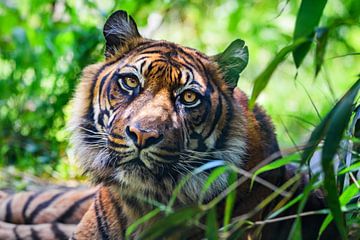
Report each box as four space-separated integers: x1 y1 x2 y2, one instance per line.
118 78 134 95
185 99 201 108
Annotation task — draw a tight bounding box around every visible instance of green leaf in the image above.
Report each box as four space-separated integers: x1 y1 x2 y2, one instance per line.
214 39 249 88
199 165 229 203
314 27 329 76
168 160 226 208
223 170 237 229
251 152 301 189
249 38 308 109
125 208 161 239
318 181 360 238
293 0 327 67
338 161 360 175
206 208 219 240
137 206 203 240
321 79 360 240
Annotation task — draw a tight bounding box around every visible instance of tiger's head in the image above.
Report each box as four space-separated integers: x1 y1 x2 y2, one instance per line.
70 10 250 202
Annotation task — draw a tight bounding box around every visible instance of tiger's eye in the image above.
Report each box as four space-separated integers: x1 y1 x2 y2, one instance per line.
182 90 198 104
124 77 139 89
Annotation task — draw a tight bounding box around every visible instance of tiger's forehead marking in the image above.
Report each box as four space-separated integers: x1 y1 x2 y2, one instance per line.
113 42 211 92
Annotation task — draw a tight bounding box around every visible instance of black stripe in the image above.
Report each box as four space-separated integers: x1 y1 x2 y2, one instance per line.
26 192 64 224
108 192 127 238
51 223 69 240
158 146 179 152
5 198 12 222
139 60 146 74
135 41 174 53
191 132 207 151
176 47 203 75
98 73 110 105
139 50 163 55
30 228 41 240
122 196 142 213
109 133 125 140
85 56 123 124
204 93 223 140
215 93 233 148
94 192 110 240
13 226 20 240
56 193 95 223
22 191 43 223
150 151 179 161
108 140 128 149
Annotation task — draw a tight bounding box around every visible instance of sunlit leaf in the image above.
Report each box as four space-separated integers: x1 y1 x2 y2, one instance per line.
338 162 360 175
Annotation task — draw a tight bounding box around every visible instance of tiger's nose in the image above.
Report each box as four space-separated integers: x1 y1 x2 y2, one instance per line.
125 126 163 149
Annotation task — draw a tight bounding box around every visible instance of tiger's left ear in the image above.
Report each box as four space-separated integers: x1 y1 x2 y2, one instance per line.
213 39 249 89
103 10 142 58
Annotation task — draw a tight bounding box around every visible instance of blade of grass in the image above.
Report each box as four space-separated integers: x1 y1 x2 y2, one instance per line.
125 208 161 239
251 153 301 189
223 170 237 229
199 165 229 203
206 208 219 240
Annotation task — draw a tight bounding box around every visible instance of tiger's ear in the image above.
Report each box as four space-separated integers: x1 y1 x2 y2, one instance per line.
213 39 249 89
103 10 142 58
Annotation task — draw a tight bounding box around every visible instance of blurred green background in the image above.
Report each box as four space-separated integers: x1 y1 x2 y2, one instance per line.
0 0 359 181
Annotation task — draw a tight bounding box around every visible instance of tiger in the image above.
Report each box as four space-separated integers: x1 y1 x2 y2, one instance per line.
0 10 340 240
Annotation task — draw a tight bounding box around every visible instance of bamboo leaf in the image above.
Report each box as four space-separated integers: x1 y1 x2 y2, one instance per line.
293 0 327 67
321 79 360 240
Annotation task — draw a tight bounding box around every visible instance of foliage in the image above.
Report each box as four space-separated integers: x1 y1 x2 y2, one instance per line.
0 0 359 239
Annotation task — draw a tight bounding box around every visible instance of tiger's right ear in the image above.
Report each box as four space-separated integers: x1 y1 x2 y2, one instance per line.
103 10 142 58
213 39 249 89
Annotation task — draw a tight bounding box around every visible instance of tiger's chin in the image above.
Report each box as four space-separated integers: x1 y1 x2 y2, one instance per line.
85 154 175 193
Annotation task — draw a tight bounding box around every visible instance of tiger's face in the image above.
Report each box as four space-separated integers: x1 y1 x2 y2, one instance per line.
70 11 249 202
